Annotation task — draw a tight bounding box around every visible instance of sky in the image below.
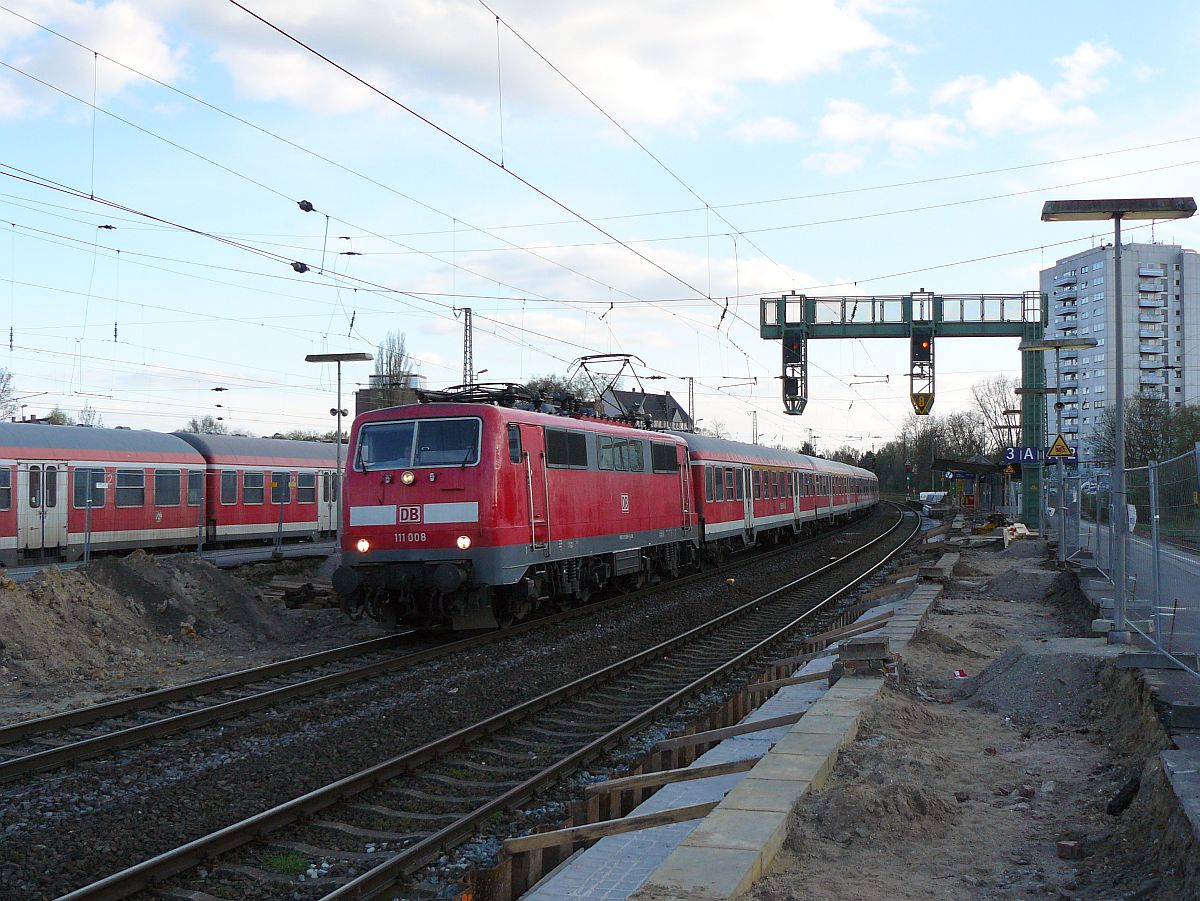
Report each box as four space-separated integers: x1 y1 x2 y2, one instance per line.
1 0 1199 450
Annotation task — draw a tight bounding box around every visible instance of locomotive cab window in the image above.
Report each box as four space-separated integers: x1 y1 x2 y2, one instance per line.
115 469 145 508
508 425 522 463
357 417 481 469
154 469 181 507
73 468 105 508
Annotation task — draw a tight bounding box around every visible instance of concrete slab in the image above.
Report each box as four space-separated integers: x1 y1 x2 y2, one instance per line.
636 844 762 900
788 712 861 736
720 776 812 814
681 808 789 856
770 729 844 760
1160 749 1200 841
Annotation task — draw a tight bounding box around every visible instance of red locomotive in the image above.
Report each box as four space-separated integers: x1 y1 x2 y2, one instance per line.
333 400 878 629
0 423 339 566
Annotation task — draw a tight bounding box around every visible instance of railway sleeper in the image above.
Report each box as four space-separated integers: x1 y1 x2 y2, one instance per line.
311 819 423 842
267 840 391 863
216 862 350 888
350 803 459 825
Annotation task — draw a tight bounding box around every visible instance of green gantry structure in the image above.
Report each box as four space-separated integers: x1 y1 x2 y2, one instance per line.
759 290 1049 528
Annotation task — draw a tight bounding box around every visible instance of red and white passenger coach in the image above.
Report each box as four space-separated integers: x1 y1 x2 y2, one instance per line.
0 423 338 566
334 401 878 629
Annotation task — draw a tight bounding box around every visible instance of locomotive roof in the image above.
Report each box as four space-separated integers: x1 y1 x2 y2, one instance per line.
0 422 202 459
675 431 876 480
173 432 338 465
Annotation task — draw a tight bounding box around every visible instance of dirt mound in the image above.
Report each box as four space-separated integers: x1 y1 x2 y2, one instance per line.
0 552 305 688
983 568 1056 603
961 641 1100 726
910 628 985 659
788 694 957 848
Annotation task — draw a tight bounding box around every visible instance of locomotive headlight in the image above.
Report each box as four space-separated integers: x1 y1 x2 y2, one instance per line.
356 538 371 553
456 535 472 550
400 470 415 486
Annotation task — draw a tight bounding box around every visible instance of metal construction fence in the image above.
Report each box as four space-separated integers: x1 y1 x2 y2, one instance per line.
1044 444 1200 679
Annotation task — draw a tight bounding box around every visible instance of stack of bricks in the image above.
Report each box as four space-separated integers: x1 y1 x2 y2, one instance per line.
836 635 892 677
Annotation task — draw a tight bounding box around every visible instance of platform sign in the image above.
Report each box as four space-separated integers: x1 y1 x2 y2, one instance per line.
911 392 934 415
1004 446 1041 463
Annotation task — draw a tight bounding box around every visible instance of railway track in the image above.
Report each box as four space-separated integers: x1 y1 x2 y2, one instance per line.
59 504 917 901
0 517 865 785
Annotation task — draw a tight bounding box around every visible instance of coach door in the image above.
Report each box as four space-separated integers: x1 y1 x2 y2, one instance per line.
742 467 754 535
518 424 550 552
18 462 67 560
319 470 336 534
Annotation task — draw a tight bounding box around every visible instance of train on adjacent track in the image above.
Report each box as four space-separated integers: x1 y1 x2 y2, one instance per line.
0 423 340 567
333 399 879 629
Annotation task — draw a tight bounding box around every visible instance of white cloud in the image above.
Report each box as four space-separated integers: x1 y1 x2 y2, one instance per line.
729 116 801 143
932 41 1118 135
804 150 865 175
166 0 891 126
817 99 965 153
889 65 913 95
0 1 184 119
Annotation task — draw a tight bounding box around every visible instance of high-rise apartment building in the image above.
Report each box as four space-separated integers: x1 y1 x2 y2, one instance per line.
1039 242 1199 464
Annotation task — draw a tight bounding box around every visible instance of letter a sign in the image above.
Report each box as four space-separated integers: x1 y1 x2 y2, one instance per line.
911 393 934 415
1046 434 1074 459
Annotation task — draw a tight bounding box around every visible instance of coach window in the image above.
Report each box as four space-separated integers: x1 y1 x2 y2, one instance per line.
115 469 145 507
727 468 739 501
0 467 9 510
297 472 316 504
270 471 291 504
44 465 58 508
508 425 522 463
243 471 265 505
154 470 181 507
220 470 238 505
704 465 714 502
73 468 105 508
187 471 203 506
753 470 761 499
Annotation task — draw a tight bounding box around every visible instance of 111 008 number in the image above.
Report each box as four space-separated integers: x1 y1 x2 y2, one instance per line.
394 532 428 543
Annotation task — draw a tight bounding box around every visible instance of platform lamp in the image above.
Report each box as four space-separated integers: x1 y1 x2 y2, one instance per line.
305 352 373 542
1017 337 1097 566
1040 197 1196 644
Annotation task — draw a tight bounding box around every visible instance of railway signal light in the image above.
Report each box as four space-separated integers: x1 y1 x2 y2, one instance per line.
910 327 933 362
783 337 803 366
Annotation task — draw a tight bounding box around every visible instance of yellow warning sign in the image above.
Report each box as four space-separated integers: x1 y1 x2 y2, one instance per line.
1004 464 1016 475
1047 434 1074 458
911 393 934 415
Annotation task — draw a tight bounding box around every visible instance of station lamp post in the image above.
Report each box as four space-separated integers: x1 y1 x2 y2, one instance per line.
1018 336 1098 564
305 352 373 542
1040 197 1197 643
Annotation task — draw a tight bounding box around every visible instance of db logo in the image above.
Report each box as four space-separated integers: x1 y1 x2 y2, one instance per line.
620 494 630 513
398 505 422 523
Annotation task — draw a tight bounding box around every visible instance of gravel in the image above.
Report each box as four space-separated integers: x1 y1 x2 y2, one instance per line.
0 509 898 899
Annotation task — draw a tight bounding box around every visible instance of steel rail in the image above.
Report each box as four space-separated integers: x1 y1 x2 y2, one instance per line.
56 506 912 901
5 515 859 782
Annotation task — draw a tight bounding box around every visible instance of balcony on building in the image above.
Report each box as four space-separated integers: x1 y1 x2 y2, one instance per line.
1054 285 1079 301
1138 279 1166 293
1139 327 1164 339
1139 265 1166 277
1054 271 1078 287
1139 358 1165 369
1058 326 1079 336
1060 363 1080 374
1064 410 1079 420
1138 312 1166 324
1138 296 1165 308
1139 373 1165 386
1139 342 1164 354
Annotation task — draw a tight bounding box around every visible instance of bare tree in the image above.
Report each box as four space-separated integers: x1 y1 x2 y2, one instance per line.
970 375 1019 452
526 372 595 405
0 369 13 420
374 331 411 385
184 415 229 435
78 402 102 427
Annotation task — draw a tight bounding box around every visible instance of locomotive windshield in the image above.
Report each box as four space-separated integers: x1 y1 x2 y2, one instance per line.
357 417 480 469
